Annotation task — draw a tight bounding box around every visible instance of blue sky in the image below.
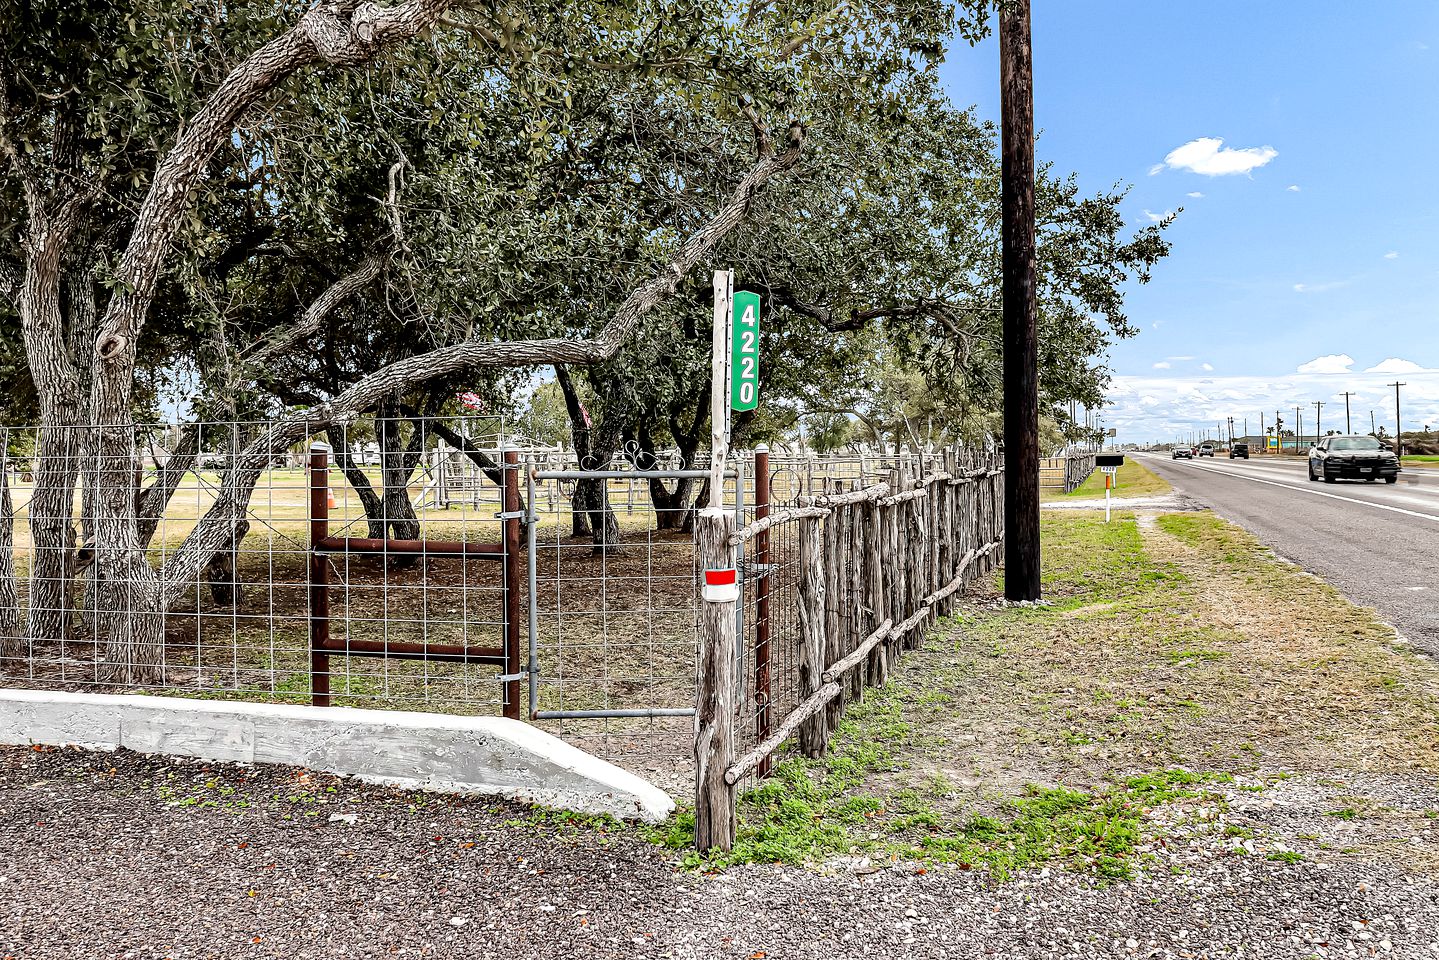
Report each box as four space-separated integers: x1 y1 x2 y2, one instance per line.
938 1 1439 443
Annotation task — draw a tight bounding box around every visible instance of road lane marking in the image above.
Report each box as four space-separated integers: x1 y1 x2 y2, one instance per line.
1140 456 1439 525
1168 458 1439 510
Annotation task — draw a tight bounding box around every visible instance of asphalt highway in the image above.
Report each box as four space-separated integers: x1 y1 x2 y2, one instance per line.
1137 452 1439 657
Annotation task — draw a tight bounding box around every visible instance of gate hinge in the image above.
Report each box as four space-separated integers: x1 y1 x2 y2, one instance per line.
497 671 528 682
496 510 527 520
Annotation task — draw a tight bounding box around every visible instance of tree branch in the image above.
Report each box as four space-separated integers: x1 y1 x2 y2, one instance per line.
157 133 804 603
91 0 454 373
240 255 386 371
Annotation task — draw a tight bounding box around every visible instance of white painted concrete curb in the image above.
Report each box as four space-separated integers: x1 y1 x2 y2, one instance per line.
0 690 675 823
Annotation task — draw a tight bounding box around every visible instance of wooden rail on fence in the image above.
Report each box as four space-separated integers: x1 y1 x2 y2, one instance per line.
694 447 1005 851
1039 452 1096 493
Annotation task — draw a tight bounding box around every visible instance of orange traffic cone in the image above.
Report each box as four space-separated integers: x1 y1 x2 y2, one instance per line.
327 486 336 510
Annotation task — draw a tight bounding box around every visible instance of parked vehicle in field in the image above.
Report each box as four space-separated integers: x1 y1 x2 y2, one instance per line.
1172 446 1193 460
1308 435 1400 484
1229 442 1249 459
1198 442 1215 457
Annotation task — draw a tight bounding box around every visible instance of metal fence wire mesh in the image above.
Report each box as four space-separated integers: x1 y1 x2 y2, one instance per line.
0 417 525 713
0 417 1002 795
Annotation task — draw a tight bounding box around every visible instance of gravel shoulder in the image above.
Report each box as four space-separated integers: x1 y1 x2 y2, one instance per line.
3 747 1438 959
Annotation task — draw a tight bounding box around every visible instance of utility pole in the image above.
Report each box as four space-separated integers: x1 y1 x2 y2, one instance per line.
1275 411 1284 454
1370 410 1377 436
1389 382 1406 457
1341 391 1355 434
1314 400 1324 440
1296 406 1303 450
1260 412 1266 452
1000 0 1040 601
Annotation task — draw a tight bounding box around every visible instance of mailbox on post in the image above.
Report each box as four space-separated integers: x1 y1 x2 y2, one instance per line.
1095 453 1125 522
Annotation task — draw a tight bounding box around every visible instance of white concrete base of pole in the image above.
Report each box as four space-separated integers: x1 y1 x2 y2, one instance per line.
0 689 674 823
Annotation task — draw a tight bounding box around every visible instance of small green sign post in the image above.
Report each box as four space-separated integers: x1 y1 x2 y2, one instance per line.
730 291 760 411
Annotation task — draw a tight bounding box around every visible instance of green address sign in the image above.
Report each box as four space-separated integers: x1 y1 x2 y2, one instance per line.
730 290 760 411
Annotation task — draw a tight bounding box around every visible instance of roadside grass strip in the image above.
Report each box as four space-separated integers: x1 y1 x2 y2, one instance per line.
1043 458 1172 502
639 512 1439 876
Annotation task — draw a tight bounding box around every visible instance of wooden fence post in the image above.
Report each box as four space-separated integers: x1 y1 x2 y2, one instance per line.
695 507 738 852
846 481 865 703
822 482 842 734
797 509 829 757
866 492 888 689
884 465 901 666
825 497 851 734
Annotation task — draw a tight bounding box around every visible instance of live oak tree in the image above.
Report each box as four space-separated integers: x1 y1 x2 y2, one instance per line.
0 0 985 675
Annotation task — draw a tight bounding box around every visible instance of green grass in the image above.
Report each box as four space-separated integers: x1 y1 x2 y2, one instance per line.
1044 458 1171 501
647 693 1228 878
616 510 1439 879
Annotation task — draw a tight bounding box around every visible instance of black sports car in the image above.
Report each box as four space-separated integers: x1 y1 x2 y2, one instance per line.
1308 435 1400 484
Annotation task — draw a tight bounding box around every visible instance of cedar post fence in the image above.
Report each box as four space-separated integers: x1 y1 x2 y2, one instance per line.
694 506 739 851
698 446 1005 852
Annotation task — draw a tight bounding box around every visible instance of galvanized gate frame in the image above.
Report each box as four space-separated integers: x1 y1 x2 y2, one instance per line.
525 463 745 721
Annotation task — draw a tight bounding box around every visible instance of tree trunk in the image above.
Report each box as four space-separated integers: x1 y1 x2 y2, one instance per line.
15 206 86 646
649 475 695 530
0 442 20 662
328 426 387 537
90 428 164 684
203 519 249 606
25 420 81 646
136 423 201 548
327 401 423 569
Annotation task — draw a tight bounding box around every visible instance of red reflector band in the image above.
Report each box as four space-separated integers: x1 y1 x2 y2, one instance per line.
705 569 737 587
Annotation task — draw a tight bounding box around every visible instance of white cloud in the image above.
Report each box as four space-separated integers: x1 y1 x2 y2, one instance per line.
1286 184 1301 192
1293 280 1347 294
1296 354 1355 374
1151 320 1164 329
1158 137 1278 177
1153 361 1172 370
1186 191 1205 198
1364 358 1428 374
1148 163 1165 176
1167 355 1195 361
1385 251 1399 259
1142 209 1174 223
1201 363 1214 371
1103 367 1439 442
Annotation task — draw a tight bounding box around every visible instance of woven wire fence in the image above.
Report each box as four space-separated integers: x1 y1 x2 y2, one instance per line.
0 417 530 713
0 416 992 795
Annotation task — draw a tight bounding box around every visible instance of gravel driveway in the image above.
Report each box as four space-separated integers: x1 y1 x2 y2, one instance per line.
3 747 1438 959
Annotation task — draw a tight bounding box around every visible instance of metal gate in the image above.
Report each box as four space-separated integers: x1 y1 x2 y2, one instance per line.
524 464 744 722
305 443 525 717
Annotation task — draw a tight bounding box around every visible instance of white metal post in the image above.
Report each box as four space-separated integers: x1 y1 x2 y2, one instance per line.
710 269 734 508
